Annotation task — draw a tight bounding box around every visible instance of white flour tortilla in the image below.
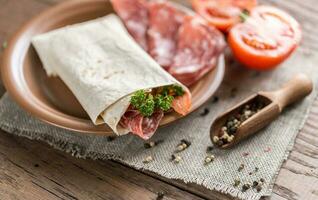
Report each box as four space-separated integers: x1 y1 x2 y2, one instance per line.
32 14 188 135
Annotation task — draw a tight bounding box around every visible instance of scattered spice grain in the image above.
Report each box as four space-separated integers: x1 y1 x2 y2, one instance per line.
212 96 219 103
143 156 153 163
156 191 165 200
200 108 210 116
238 164 245 172
144 140 163 149
107 136 116 142
233 179 241 187
176 139 191 152
253 181 259 187
256 185 262 192
242 183 250 192
171 154 182 163
204 154 215 165
206 146 214 152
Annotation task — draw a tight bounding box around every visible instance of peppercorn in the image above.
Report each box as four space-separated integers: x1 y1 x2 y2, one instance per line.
216 140 224 147
176 139 191 152
233 179 241 187
238 164 245 172
212 96 219 103
253 181 259 187
144 140 163 149
200 108 210 116
204 154 215 164
227 135 234 143
181 139 191 147
143 156 153 163
260 178 265 183
107 136 116 142
206 146 214 152
156 191 165 200
242 184 250 192
228 126 237 134
256 185 262 192
213 136 220 143
171 154 182 163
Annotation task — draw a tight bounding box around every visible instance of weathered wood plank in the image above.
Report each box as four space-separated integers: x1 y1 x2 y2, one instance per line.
0 131 203 200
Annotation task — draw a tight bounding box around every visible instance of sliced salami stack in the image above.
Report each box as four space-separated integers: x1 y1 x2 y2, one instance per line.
112 0 225 86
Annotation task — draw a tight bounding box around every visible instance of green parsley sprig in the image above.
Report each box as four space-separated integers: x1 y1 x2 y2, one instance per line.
130 85 185 117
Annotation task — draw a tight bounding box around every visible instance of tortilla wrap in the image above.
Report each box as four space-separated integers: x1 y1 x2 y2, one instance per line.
32 14 188 135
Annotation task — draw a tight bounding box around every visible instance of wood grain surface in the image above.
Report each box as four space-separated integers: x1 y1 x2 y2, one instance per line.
0 0 317 200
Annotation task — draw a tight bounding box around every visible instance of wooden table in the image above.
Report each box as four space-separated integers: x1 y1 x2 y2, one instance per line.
0 0 317 199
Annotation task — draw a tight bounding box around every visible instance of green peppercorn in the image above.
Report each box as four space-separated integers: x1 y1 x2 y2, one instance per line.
233 179 241 187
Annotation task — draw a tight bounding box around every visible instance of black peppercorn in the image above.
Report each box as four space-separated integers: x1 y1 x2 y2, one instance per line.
200 108 210 116
212 96 219 103
181 139 191 147
206 146 214 152
107 136 116 142
242 184 250 192
256 185 262 192
253 181 259 187
156 191 165 200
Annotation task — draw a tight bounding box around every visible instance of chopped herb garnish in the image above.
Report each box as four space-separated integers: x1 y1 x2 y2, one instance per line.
173 85 185 96
130 90 147 108
130 85 184 117
139 94 155 117
155 94 174 111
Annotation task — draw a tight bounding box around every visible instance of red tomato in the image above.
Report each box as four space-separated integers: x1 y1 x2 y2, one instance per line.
192 0 257 32
228 6 302 70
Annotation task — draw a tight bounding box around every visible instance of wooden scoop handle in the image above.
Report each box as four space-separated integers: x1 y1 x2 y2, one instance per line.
263 74 313 111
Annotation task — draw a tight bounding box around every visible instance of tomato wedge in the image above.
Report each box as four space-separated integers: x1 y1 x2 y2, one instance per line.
228 6 301 70
192 0 257 31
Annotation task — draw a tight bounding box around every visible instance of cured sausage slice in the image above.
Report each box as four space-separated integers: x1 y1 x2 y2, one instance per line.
168 16 226 86
111 0 149 50
171 90 192 116
120 110 164 140
147 2 185 69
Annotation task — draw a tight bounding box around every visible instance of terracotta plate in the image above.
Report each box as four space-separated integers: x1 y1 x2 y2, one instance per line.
1 0 225 135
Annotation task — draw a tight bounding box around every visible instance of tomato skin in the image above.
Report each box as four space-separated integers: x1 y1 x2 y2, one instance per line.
228 6 301 70
192 0 258 32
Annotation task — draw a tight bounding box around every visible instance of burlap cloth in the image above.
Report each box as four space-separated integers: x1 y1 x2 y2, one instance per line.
0 48 317 200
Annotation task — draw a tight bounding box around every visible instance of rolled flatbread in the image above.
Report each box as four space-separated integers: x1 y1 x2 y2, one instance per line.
32 14 190 137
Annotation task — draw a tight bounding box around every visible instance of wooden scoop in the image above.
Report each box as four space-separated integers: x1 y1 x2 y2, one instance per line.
210 74 313 149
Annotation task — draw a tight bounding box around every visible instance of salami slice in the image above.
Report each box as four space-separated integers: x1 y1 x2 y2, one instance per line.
171 90 192 116
120 110 164 140
111 0 149 50
168 16 226 86
147 2 185 69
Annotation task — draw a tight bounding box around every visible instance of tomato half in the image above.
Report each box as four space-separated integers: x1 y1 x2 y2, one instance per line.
228 6 301 70
192 0 257 32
